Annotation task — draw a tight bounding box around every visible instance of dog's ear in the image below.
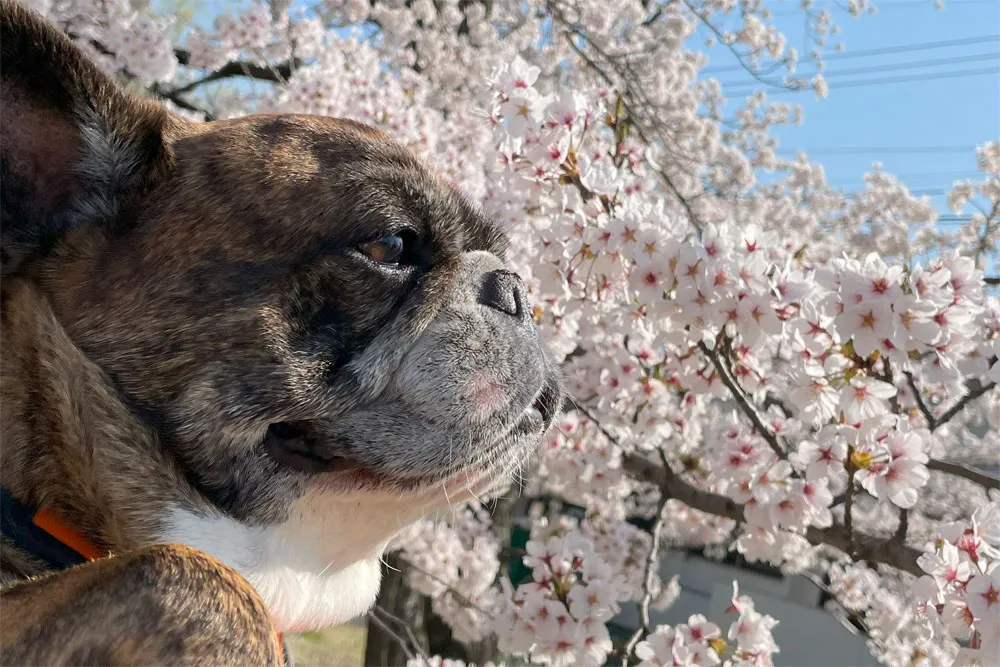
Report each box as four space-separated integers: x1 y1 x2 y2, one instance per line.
0 0 181 275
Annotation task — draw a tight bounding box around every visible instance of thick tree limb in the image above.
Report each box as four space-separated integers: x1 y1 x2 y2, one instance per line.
150 52 303 120
621 453 925 577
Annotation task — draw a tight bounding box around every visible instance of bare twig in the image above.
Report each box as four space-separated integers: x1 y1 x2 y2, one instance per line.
906 372 997 432
934 380 997 430
552 14 704 233
397 558 496 618
369 606 431 666
799 570 872 638
165 57 303 96
367 609 417 662
621 494 670 666
927 459 1000 491
679 0 803 93
573 401 624 446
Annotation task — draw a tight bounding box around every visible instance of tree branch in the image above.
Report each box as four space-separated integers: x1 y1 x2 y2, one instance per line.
906 372 997 433
904 372 999 490
622 492 669 666
167 56 303 96
934 380 997 430
927 459 1000 491
905 371 936 428
892 508 909 544
149 83 214 119
397 557 496 618
369 605 432 666
553 16 704 233
367 609 417 662
698 340 788 459
844 458 857 555
679 0 804 93
621 453 924 577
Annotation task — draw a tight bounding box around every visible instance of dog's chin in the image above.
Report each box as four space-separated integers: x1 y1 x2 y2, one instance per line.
160 380 558 632
263 418 545 500
162 415 549 632
262 377 560 498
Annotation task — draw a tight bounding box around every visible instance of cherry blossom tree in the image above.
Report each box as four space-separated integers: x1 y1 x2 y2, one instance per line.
38 0 999 665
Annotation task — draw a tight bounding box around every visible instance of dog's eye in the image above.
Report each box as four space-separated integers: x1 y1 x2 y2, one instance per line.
358 232 416 266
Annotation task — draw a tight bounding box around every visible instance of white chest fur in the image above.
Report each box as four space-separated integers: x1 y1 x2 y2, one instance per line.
158 491 422 632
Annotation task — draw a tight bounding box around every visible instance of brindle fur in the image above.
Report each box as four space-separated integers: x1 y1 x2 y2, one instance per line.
1 545 281 667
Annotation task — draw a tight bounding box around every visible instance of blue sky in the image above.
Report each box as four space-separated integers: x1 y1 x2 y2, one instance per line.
695 0 999 221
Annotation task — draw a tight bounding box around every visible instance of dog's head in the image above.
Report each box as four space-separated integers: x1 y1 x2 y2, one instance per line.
1 1 561 629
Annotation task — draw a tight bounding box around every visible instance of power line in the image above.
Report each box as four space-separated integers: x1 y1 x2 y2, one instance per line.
815 51 999 78
727 65 999 96
826 173 982 186
718 51 999 87
702 34 1000 73
775 146 977 155
767 0 998 15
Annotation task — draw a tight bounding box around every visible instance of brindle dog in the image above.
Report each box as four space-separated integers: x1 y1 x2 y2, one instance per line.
0 2 562 664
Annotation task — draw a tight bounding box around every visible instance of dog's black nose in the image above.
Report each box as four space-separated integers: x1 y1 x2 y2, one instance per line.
479 269 526 319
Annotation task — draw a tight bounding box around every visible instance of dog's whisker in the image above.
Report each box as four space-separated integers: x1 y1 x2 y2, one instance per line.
465 485 487 508
317 560 336 578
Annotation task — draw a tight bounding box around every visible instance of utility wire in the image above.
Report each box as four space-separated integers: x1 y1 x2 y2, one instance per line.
776 146 977 155
717 51 999 87
767 0 998 15
726 65 999 96
702 34 1000 73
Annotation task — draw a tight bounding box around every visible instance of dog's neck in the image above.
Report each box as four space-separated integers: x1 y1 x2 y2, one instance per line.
0 278 197 562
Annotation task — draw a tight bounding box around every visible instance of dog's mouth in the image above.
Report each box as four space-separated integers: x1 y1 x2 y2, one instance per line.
511 376 561 434
262 376 562 486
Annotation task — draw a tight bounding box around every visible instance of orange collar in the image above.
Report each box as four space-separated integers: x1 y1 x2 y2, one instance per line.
0 489 284 661
30 506 108 560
